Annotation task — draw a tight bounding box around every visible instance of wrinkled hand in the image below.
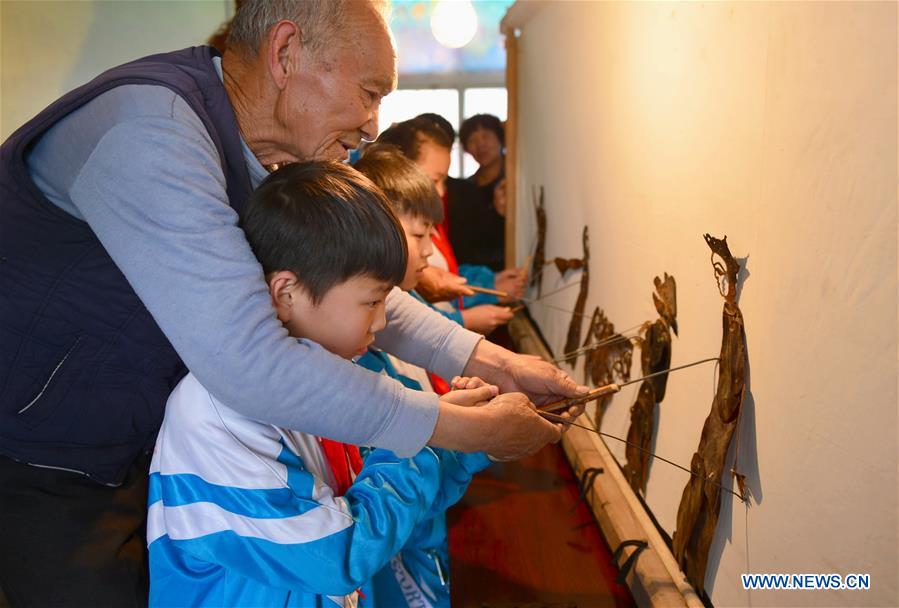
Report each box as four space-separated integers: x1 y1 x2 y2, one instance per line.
464 344 589 418
501 353 589 409
498 356 589 430
494 267 526 303
439 382 498 408
450 375 583 429
464 340 590 430
461 304 513 335
479 392 562 461
416 266 474 302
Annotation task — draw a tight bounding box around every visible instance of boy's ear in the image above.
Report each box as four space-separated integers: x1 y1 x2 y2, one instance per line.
268 270 301 323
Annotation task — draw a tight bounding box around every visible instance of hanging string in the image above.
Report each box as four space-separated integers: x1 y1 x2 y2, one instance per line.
539 410 746 502
526 259 557 288
551 323 646 364
519 280 582 304
527 299 590 320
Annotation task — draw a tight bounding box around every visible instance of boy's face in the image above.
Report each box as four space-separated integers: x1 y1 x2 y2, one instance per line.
398 214 434 291
272 274 393 359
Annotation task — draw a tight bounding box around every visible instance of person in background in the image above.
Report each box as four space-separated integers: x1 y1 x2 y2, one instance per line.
374 119 524 337
0 0 586 604
461 113 506 193
149 161 497 607
451 113 508 271
417 112 508 273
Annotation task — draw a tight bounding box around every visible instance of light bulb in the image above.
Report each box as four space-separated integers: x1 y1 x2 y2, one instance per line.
430 0 479 49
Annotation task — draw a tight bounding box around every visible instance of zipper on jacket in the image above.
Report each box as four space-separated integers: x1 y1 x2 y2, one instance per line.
427 549 447 587
18 337 82 414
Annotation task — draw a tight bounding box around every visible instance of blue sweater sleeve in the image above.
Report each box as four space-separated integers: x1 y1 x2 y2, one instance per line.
420 448 492 514
457 264 500 308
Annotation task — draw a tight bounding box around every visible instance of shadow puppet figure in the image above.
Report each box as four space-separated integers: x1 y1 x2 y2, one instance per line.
622 273 677 493
561 227 590 366
582 307 634 427
529 186 547 296
672 234 748 594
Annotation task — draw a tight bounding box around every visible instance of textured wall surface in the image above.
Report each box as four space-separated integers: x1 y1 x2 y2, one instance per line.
513 2 897 606
1 0 227 140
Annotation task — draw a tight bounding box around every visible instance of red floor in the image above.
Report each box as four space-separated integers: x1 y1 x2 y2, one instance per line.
448 443 635 607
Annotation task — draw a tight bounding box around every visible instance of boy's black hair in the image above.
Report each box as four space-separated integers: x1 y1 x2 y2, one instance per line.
376 117 453 161
416 112 456 142
354 144 444 225
241 161 407 304
459 113 505 149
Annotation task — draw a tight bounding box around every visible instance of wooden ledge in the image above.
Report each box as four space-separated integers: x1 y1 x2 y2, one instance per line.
508 313 703 608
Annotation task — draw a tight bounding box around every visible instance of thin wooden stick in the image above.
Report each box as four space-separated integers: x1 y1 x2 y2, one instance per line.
471 280 580 304
539 384 621 413
468 285 508 298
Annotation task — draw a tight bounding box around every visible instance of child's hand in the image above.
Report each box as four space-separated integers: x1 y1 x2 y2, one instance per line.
450 376 490 390
461 305 513 334
494 267 526 303
439 383 499 408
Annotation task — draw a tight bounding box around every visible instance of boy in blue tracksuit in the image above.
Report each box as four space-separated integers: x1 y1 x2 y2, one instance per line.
148 161 494 607
355 145 498 607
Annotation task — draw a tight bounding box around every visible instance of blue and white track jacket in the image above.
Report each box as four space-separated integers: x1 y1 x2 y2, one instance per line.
357 349 477 608
148 373 490 607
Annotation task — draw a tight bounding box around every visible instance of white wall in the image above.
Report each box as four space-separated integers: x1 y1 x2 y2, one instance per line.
513 2 897 606
1 0 229 140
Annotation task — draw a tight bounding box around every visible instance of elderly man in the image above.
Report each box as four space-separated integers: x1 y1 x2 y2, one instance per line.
0 0 586 604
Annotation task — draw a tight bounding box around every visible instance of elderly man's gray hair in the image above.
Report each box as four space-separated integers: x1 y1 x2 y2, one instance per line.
227 0 389 57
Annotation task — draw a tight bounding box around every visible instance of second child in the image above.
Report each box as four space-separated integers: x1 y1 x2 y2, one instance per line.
355 145 494 607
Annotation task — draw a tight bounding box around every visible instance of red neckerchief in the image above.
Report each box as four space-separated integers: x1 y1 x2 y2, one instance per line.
318 439 366 600
431 224 460 277
428 372 451 395
318 438 363 497
430 226 463 313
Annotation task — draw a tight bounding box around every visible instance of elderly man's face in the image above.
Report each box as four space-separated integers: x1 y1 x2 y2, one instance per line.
279 7 396 161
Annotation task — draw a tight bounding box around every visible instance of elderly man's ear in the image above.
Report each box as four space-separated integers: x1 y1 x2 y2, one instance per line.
266 20 303 89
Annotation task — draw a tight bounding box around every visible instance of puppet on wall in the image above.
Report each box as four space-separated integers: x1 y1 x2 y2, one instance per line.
622 273 678 493
672 234 747 593
553 256 583 274
529 186 547 296
582 307 634 426
562 226 590 366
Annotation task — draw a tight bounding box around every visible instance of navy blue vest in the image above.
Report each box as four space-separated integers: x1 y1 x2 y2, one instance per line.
0 47 253 484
